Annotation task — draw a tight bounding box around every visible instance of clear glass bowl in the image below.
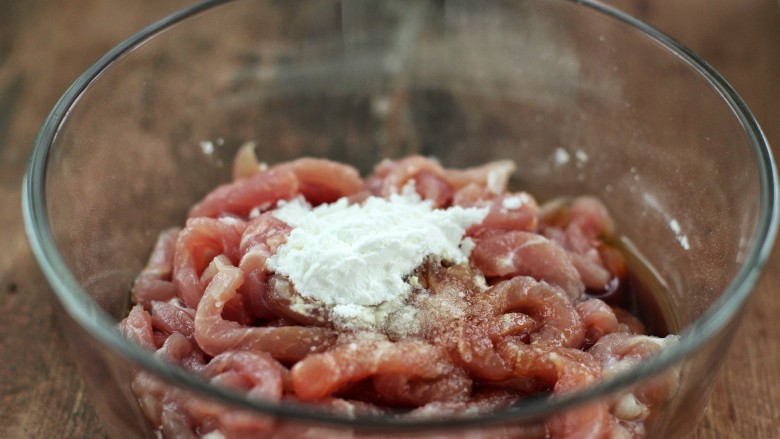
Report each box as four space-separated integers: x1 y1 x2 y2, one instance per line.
23 0 778 438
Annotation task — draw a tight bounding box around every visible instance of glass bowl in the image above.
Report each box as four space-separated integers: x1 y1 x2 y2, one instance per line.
23 0 778 438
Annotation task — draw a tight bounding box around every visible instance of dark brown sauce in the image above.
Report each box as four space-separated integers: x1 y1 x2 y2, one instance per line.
619 237 679 336
586 236 678 337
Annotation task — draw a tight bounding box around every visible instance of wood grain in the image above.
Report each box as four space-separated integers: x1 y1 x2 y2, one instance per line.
1 1 778 438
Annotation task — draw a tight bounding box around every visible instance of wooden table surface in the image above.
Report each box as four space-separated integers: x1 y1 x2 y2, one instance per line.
1 1 778 437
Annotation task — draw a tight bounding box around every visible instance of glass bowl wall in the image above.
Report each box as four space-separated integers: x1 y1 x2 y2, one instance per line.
24 1 777 438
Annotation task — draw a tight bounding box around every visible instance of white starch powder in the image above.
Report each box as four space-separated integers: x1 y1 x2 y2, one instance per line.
266 186 488 332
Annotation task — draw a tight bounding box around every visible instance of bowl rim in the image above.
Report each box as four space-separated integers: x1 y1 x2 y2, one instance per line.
22 0 779 430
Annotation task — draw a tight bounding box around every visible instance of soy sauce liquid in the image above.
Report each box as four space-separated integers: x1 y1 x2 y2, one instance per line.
592 237 679 337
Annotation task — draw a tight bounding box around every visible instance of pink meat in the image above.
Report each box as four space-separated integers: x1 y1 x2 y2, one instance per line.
455 184 539 236
271 158 364 205
371 366 472 407
172 217 246 309
367 155 446 196
413 170 454 208
576 299 619 346
439 320 515 381
155 332 205 372
569 252 612 291
443 159 516 192
589 333 680 406
118 305 156 350
291 337 462 402
150 300 196 339
568 197 614 243
544 197 622 293
612 307 647 335
119 155 674 438
471 231 584 300
193 261 335 363
231 142 261 181
237 213 293 318
500 343 611 439
160 401 198 439
485 276 585 349
264 276 328 326
405 389 519 419
204 350 289 401
239 212 292 255
188 168 299 218
131 228 180 309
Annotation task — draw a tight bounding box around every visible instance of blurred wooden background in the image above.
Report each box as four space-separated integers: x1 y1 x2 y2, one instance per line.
0 0 778 437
